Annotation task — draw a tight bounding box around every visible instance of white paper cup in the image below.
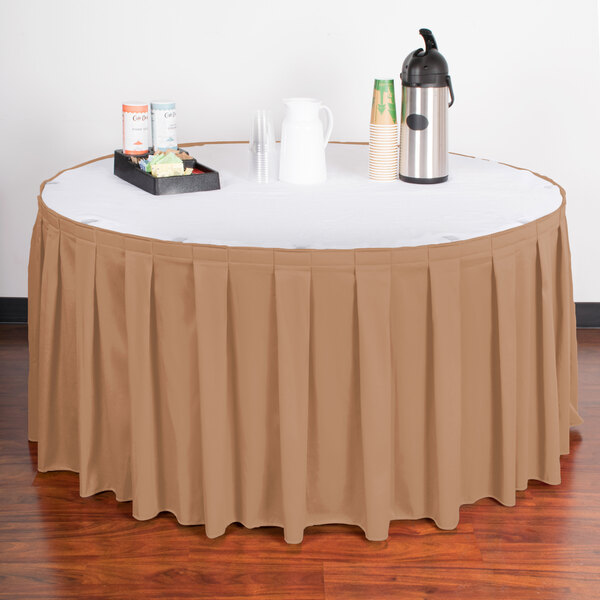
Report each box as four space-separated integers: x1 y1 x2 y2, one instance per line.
369 170 398 176
369 159 398 166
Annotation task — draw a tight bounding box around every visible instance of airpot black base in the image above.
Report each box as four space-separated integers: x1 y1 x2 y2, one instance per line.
399 174 448 184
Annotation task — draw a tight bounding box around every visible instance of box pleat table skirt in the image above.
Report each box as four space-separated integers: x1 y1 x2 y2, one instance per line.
28 166 581 544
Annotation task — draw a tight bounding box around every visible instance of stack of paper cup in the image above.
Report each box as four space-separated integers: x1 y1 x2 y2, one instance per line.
369 79 398 181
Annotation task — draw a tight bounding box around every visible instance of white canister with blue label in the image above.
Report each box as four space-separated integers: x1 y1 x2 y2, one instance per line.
151 101 177 151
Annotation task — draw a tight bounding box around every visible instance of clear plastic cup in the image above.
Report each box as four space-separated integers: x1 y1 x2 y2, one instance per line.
249 109 278 183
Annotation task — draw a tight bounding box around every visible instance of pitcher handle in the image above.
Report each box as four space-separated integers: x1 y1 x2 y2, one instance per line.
320 105 334 148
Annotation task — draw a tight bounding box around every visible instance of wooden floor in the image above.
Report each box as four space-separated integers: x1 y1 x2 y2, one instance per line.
0 324 599 599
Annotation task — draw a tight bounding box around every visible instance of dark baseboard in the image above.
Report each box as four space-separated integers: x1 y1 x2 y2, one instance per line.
1 297 599 327
0 297 28 324
575 302 600 328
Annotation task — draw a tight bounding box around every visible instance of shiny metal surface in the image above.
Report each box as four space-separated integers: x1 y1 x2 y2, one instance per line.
399 86 448 181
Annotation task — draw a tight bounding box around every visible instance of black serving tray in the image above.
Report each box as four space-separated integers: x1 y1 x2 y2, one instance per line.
114 149 220 195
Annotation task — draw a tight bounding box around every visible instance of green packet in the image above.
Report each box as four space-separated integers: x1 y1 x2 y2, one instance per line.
146 152 182 173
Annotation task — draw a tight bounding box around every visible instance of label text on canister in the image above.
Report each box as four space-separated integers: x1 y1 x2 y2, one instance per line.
122 103 149 155
151 102 177 151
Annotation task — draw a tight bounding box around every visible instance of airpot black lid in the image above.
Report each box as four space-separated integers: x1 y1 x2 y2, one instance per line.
401 29 449 87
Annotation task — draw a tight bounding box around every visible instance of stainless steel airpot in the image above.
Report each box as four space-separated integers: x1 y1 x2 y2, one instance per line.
399 28 454 183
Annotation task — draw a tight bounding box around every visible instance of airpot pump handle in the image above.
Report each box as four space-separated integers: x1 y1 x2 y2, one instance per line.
419 28 438 52
446 75 455 108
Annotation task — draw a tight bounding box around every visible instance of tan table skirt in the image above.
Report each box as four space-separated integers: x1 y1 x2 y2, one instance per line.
28 160 582 544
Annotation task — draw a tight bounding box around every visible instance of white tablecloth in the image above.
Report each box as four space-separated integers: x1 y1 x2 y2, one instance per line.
42 143 562 249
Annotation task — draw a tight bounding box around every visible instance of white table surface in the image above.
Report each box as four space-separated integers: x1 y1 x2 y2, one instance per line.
42 143 562 249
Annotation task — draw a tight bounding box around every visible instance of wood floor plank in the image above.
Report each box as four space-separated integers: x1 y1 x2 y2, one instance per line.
0 561 325 599
186 522 483 565
322 564 600 600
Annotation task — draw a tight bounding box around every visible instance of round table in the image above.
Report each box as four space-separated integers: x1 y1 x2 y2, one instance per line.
28 142 581 543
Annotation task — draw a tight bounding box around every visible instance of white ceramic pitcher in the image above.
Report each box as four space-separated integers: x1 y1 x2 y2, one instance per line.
279 98 333 184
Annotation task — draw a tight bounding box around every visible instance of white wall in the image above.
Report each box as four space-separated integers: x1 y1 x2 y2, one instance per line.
1 0 599 299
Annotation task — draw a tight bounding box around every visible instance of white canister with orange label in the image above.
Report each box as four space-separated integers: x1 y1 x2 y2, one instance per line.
122 102 149 155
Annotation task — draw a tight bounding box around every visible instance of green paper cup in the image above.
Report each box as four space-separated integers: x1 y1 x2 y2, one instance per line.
370 79 397 125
